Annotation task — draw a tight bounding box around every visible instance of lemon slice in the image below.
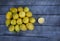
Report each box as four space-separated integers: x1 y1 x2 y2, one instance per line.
38 18 45 24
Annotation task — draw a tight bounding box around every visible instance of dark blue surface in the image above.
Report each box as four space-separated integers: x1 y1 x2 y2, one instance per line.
0 6 60 15
0 0 60 41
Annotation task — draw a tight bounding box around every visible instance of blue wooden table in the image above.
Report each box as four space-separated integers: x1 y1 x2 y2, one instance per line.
0 0 60 41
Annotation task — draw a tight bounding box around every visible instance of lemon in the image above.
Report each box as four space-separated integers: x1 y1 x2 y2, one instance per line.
19 11 25 18
13 14 19 19
5 7 35 32
26 11 32 17
9 25 14 32
17 18 22 25
18 7 23 12
26 23 34 30
20 24 27 31
15 25 20 32
23 17 29 24
29 17 36 23
6 12 12 19
11 19 16 25
5 19 11 27
24 7 29 12
10 7 17 13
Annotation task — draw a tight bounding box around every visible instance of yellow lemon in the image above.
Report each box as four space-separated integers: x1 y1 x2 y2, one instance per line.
6 12 12 19
19 11 25 18
9 25 14 32
13 14 19 19
26 23 34 30
17 18 22 25
11 19 16 25
26 11 32 17
10 7 17 13
15 25 20 32
29 17 36 23
18 7 23 12
20 24 27 31
24 7 29 12
23 17 29 24
5 19 11 27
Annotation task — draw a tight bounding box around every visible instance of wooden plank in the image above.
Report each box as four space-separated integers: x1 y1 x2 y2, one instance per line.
0 6 60 15
0 36 50 41
0 15 5 25
0 0 60 5
0 25 60 37
0 15 60 26
0 36 58 41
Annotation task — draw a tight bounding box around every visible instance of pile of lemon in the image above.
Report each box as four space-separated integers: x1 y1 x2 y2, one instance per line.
5 7 36 32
